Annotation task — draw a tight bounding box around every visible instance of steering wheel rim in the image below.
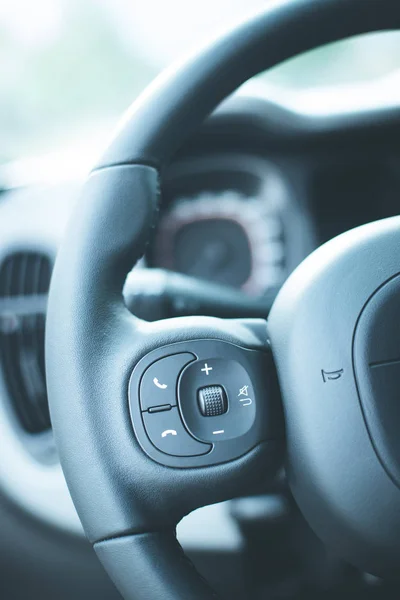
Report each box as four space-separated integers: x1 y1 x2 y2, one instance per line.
46 1 400 598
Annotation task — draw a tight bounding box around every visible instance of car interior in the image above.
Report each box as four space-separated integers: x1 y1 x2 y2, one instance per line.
2 0 400 598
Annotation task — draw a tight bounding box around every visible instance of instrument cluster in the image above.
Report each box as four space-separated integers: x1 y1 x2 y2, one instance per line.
148 154 308 298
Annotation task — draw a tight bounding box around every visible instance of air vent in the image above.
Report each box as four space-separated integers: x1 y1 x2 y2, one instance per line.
0 252 52 433
0 252 51 298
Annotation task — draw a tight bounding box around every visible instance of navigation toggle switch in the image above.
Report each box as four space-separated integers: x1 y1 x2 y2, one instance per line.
179 357 257 442
198 385 227 417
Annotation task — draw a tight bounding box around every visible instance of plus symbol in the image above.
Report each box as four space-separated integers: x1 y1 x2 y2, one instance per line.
201 363 213 376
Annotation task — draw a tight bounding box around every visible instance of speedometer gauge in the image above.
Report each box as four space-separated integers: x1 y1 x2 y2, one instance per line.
152 190 286 296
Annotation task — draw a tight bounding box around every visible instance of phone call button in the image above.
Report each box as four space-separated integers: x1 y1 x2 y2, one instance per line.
143 407 211 456
140 353 195 411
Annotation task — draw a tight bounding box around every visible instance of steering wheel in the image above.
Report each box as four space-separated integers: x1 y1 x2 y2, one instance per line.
45 0 400 598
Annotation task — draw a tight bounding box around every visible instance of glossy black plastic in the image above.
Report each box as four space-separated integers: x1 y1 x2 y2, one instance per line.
129 340 281 468
140 352 195 411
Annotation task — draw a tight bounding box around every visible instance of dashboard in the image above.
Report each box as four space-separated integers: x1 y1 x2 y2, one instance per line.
1 85 400 599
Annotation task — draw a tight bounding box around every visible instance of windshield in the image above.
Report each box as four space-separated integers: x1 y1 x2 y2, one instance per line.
2 0 400 165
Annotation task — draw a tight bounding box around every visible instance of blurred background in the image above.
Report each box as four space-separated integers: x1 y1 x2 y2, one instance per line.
2 4 400 599
2 0 400 168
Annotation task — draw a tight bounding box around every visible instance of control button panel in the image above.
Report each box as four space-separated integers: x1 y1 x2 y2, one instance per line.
142 407 210 456
129 340 280 468
140 353 195 411
179 358 256 442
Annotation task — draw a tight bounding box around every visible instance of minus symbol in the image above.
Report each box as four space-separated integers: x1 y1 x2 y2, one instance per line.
213 430 224 435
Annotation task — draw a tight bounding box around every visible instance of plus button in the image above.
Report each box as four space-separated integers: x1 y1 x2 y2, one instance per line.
201 363 213 376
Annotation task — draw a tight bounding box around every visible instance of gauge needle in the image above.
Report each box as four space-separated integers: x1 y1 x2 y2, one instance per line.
188 241 231 277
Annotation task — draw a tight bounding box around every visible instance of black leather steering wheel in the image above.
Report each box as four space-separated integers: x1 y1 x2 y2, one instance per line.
46 1 400 598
